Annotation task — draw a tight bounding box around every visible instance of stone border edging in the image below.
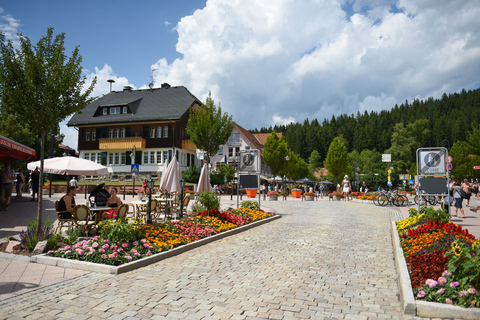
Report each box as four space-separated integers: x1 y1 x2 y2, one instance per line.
391 221 480 319
31 215 282 275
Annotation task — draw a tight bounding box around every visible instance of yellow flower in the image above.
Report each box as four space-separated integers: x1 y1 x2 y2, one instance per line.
454 246 462 256
452 242 458 248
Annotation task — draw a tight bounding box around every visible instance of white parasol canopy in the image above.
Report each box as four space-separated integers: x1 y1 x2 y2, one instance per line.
196 162 211 194
27 156 108 175
160 155 181 194
159 157 170 192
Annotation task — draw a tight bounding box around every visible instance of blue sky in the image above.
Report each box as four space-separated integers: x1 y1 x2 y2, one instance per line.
1 0 480 151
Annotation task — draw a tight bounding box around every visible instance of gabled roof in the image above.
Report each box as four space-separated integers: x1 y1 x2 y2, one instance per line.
254 132 282 145
67 85 201 127
235 123 266 155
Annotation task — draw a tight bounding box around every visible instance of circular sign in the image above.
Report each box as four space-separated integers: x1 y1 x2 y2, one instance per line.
447 163 452 170
447 156 452 163
424 152 442 167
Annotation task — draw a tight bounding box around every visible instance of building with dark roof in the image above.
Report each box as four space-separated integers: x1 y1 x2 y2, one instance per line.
67 83 202 176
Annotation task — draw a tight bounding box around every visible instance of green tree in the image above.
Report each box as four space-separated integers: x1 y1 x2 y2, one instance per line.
182 165 200 183
0 28 97 230
286 152 311 181
324 137 350 184
308 150 322 173
385 123 415 175
450 141 475 181
217 163 235 184
263 131 288 184
186 92 234 161
466 122 480 156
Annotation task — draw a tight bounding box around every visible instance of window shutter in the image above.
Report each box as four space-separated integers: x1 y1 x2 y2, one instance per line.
135 151 142 164
143 126 148 138
102 128 108 138
125 127 131 137
101 152 107 165
96 128 101 139
126 151 132 165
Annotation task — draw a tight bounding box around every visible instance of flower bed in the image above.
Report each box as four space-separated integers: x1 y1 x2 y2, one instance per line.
46 208 274 266
396 207 480 308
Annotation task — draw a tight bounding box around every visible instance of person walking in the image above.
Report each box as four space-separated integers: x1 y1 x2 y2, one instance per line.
16 168 25 200
342 175 352 201
319 183 325 198
452 181 466 218
69 176 78 188
0 163 16 210
462 178 473 207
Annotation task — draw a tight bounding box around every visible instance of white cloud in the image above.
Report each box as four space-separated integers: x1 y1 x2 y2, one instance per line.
149 0 480 130
272 114 295 126
0 8 21 45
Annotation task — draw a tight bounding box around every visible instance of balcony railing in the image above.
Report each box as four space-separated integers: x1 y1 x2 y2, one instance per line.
99 137 145 150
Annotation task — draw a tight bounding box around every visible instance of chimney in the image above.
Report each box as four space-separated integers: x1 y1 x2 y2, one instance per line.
107 79 115 92
123 86 133 91
161 83 171 89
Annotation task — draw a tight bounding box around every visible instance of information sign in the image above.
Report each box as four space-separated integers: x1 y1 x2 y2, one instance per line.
419 150 446 175
131 164 139 173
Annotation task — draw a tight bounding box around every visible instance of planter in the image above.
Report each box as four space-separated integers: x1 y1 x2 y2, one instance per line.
42 189 54 195
291 190 302 198
188 193 195 200
246 190 257 198
335 195 343 201
305 195 315 201
268 195 278 201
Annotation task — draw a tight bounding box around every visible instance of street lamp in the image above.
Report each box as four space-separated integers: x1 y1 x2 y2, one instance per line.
179 178 185 219
48 128 63 197
284 149 290 198
130 146 136 198
146 176 155 224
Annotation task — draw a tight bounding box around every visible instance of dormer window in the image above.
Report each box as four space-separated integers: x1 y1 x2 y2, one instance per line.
103 108 108 115
123 106 128 113
110 107 120 114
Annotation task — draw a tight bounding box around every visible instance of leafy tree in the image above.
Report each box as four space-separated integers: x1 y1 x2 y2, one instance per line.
450 141 475 181
466 122 480 156
263 131 288 184
182 165 200 183
308 150 322 173
187 92 234 161
210 171 225 186
286 152 311 181
217 163 235 184
324 137 350 184
0 28 96 230
385 122 415 175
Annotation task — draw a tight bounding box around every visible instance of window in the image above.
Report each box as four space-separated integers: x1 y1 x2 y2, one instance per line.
110 107 120 114
163 151 168 163
90 153 96 163
115 128 119 138
120 128 125 138
91 130 96 141
121 153 126 165
109 129 114 139
157 126 162 138
163 126 168 138
235 147 240 156
84 153 90 161
144 151 149 164
85 130 90 141
108 153 113 165
115 152 120 165
123 106 128 113
150 152 155 163
219 146 223 155
228 147 233 157
157 151 162 163
103 108 108 115
235 133 240 144
150 127 155 138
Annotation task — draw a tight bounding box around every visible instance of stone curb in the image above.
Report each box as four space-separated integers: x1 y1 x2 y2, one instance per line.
31 215 282 275
391 221 480 319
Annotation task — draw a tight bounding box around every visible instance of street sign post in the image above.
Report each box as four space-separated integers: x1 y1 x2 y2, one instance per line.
474 166 480 170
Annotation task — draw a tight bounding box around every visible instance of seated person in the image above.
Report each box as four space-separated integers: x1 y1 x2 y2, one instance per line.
57 186 77 219
102 187 122 219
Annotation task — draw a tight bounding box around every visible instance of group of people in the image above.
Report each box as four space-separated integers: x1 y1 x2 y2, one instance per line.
0 163 41 211
450 178 479 218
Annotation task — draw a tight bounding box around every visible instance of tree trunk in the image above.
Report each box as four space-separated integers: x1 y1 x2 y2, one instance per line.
37 130 45 232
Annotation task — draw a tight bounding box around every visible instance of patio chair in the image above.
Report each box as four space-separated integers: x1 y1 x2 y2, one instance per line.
115 204 129 220
182 195 190 217
72 205 96 237
54 201 74 234
136 200 157 223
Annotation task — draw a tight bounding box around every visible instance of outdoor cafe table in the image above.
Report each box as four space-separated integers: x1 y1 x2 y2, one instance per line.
89 206 111 223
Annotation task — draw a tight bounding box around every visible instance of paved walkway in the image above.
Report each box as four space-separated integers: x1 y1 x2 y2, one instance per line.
1 193 479 318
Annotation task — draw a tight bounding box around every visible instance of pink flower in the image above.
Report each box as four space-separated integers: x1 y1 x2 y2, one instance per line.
446 299 453 304
143 243 149 248
451 281 460 288
442 271 452 277
92 242 99 248
437 277 447 285
134 252 141 257
133 241 139 246
76 249 84 256
467 288 477 295
101 254 107 259
417 291 426 298
426 279 438 288
469 301 475 307
102 244 109 250
459 291 468 297
122 242 129 248
112 245 118 250
436 288 445 294
117 248 123 253
103 239 109 243
126 255 133 262
109 252 118 258
146 251 152 256
99 248 105 253
93 236 100 241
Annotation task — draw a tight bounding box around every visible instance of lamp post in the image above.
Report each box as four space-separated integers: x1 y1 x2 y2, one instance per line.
146 176 154 224
48 128 63 197
284 149 290 198
130 146 136 198
180 178 185 219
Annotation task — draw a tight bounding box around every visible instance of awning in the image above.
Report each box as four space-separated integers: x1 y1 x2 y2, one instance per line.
0 135 36 163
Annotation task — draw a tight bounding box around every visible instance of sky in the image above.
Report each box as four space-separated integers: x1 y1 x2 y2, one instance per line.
1 0 480 151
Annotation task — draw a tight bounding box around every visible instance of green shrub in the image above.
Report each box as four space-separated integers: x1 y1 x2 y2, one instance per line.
98 217 145 243
197 191 220 212
20 217 55 251
240 200 259 210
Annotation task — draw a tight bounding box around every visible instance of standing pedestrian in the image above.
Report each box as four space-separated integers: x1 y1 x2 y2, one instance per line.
319 183 325 198
462 179 473 207
31 167 40 202
342 175 352 201
0 163 16 210
16 168 25 199
452 181 466 218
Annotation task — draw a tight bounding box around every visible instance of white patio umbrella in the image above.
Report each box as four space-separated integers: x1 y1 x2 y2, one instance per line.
197 162 211 194
27 156 108 175
160 155 181 194
158 157 170 192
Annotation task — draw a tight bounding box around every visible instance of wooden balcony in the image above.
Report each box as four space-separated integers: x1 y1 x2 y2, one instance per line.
99 137 145 150
182 139 197 151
